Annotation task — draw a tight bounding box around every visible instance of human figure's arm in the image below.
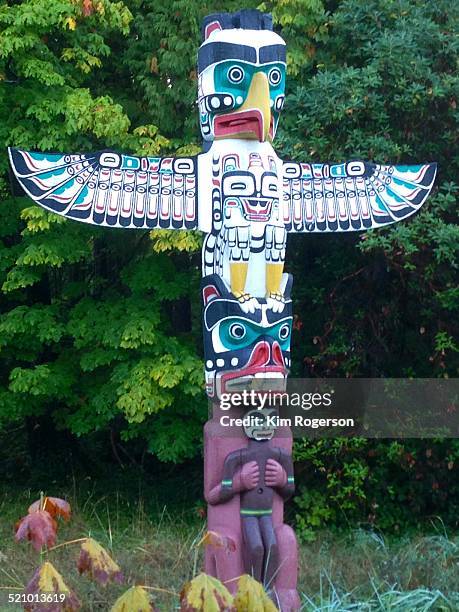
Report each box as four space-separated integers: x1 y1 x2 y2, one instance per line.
206 450 259 505
265 448 295 500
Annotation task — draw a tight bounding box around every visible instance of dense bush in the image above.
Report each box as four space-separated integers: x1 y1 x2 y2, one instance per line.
0 0 457 532
293 438 459 541
278 0 459 537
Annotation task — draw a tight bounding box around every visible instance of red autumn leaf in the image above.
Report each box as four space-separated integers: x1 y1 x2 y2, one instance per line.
200 530 236 553
28 497 71 521
15 510 57 551
82 0 94 16
77 538 124 586
24 561 81 612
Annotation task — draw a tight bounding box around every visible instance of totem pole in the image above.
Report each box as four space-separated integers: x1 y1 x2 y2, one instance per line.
8 9 436 611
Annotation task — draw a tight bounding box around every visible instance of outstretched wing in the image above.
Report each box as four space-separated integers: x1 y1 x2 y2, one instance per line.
282 160 437 233
8 148 198 230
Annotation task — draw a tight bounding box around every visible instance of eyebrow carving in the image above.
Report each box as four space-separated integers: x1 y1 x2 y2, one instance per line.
259 44 286 64
198 42 257 71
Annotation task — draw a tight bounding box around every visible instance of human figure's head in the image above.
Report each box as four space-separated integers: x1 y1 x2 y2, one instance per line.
243 408 278 440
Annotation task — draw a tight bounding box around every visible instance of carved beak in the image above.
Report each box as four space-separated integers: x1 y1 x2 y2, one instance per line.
239 71 271 141
214 71 271 142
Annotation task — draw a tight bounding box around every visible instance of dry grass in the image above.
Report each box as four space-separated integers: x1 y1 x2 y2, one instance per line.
0 487 458 611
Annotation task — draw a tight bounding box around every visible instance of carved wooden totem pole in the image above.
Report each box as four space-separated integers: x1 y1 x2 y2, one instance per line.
8 9 436 611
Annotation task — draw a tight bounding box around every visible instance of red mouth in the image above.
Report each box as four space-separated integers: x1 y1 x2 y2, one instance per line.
242 199 272 221
244 214 270 221
214 110 265 141
219 341 287 394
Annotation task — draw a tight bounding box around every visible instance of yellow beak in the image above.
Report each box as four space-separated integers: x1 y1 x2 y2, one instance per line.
239 71 271 141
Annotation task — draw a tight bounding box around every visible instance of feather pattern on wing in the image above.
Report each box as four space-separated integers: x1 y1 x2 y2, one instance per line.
282 160 437 233
8 148 198 230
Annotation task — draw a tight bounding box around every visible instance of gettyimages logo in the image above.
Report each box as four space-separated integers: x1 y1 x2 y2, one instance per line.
219 389 334 411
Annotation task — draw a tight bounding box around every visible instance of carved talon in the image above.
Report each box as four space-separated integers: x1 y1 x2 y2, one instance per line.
233 291 252 304
233 291 260 314
267 292 285 303
266 292 286 313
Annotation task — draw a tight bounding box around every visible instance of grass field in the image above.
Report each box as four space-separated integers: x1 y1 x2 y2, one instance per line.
1 485 458 611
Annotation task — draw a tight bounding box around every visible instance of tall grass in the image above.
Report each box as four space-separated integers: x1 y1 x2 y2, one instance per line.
0 487 458 611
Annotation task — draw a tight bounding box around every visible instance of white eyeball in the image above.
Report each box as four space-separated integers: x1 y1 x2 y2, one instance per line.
279 323 290 340
269 68 282 86
229 323 246 339
228 66 244 84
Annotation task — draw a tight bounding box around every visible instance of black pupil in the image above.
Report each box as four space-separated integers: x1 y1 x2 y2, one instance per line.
280 326 289 338
271 70 280 83
230 68 242 82
232 325 244 338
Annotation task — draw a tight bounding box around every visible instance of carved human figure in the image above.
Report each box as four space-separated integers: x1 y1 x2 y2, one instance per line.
207 408 294 592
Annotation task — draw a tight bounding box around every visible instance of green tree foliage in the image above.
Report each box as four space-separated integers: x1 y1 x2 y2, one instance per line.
0 0 205 463
0 0 458 530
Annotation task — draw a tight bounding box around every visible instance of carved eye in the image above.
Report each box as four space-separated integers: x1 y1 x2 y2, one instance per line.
230 182 248 190
279 323 290 341
229 323 246 339
228 66 244 84
268 68 282 86
275 95 285 111
263 179 278 193
222 174 255 196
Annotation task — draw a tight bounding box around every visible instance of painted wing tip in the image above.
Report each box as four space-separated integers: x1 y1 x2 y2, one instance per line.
7 147 23 175
427 161 438 189
7 156 26 198
416 162 438 210
7 146 21 157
